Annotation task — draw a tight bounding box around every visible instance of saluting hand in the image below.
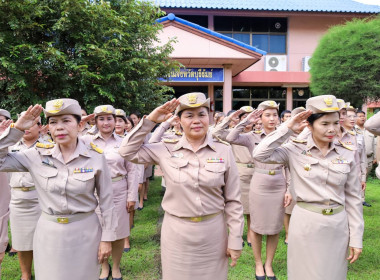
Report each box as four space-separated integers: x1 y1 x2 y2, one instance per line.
244 109 263 125
0 119 13 135
347 247 362 264
80 113 95 126
226 248 241 267
228 109 243 123
287 110 312 133
147 98 180 123
14 104 43 132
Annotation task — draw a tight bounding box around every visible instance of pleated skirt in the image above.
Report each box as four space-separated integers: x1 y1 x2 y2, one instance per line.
9 190 41 251
33 212 101 280
288 205 349 280
249 172 286 235
161 212 228 280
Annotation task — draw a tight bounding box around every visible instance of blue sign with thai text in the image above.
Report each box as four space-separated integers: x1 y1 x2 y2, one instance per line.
160 68 224 82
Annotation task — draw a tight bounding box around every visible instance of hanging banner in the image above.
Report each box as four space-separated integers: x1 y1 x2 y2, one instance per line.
160 68 224 82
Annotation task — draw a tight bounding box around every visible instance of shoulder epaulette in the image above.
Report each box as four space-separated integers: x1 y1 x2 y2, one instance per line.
90 142 103 154
47 138 54 143
338 140 354 151
175 131 183 136
163 138 179 143
36 142 55 149
347 130 356 136
291 138 307 144
214 136 230 146
254 130 262 134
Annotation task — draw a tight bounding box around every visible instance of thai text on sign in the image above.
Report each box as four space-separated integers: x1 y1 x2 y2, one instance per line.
161 68 224 82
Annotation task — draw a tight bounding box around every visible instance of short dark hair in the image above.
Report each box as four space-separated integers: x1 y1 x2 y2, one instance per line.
116 116 127 124
130 111 142 119
47 114 81 124
126 116 135 128
227 110 236 117
356 110 365 115
281 110 291 119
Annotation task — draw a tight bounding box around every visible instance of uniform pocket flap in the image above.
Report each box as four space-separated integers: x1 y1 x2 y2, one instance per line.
330 164 350 173
72 172 95 181
168 158 189 169
40 168 58 178
204 163 226 173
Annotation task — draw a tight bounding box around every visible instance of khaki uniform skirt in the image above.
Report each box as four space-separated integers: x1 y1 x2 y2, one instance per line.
236 164 254 215
9 189 41 251
249 172 286 235
161 212 228 280
112 178 130 240
33 212 101 280
288 205 349 280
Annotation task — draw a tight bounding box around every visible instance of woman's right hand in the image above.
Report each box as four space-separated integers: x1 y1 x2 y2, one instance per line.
98 241 112 264
0 119 13 135
147 99 180 123
14 104 43 132
286 110 312 133
244 109 263 125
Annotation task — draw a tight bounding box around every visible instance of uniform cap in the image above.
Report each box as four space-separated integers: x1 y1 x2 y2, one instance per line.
94 105 115 116
0 109 11 119
257 100 279 111
306 95 339 113
115 109 126 118
346 105 357 112
175 92 210 115
291 107 306 117
336 99 348 110
44 99 82 118
240 106 254 113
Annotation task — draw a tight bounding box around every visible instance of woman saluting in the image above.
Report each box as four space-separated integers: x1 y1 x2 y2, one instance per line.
119 93 244 280
0 100 116 280
252 95 363 280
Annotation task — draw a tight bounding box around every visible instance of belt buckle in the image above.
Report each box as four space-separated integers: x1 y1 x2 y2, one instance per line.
190 217 202 222
322 208 333 215
268 170 275 175
57 217 69 224
247 164 253 168
21 187 30 192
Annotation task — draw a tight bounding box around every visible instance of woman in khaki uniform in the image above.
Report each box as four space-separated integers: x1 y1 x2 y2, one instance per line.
0 101 116 280
0 171 10 279
82 105 137 279
226 101 291 280
119 93 244 280
365 111 380 179
253 95 363 280
212 106 257 247
8 112 43 280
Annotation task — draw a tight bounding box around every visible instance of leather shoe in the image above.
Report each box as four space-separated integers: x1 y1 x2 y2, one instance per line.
255 275 266 280
247 242 252 247
112 278 122 280
363 201 372 207
123 247 130 253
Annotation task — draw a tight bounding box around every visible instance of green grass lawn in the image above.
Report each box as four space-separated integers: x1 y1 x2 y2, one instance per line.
2 176 380 279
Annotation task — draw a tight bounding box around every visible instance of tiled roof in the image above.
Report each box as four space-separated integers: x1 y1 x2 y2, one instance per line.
157 13 266 55
154 0 380 13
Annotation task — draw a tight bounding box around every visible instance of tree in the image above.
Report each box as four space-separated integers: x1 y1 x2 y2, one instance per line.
0 0 177 118
310 16 380 107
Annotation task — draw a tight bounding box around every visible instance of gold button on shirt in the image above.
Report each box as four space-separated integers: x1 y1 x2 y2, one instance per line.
119 118 244 250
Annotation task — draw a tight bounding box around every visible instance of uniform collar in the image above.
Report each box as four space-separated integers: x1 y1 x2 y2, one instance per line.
94 131 117 141
306 134 340 155
51 138 90 164
172 132 216 152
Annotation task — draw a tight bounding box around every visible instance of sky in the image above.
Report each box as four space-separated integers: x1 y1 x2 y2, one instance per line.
354 0 380 6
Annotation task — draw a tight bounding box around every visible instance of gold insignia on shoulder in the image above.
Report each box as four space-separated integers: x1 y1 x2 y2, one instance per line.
187 93 197 104
215 136 230 146
338 140 353 151
10 123 15 128
36 142 54 149
254 130 262 134
90 142 103 153
175 131 183 136
324 97 333 107
163 138 179 143
292 138 307 144
347 130 356 136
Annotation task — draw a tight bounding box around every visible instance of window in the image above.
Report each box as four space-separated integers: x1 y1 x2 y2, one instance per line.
177 15 208 28
292 88 311 108
215 16 287 54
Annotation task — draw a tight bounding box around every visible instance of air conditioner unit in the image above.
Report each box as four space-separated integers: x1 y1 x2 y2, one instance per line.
265 55 287 71
302 56 311 72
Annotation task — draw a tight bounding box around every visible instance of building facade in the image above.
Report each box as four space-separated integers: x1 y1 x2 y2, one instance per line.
155 0 380 113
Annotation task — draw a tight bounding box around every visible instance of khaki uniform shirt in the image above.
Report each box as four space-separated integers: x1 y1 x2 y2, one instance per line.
119 118 244 250
252 124 364 248
0 172 10 253
365 111 380 136
149 121 183 144
356 125 376 162
82 132 138 202
0 128 117 241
